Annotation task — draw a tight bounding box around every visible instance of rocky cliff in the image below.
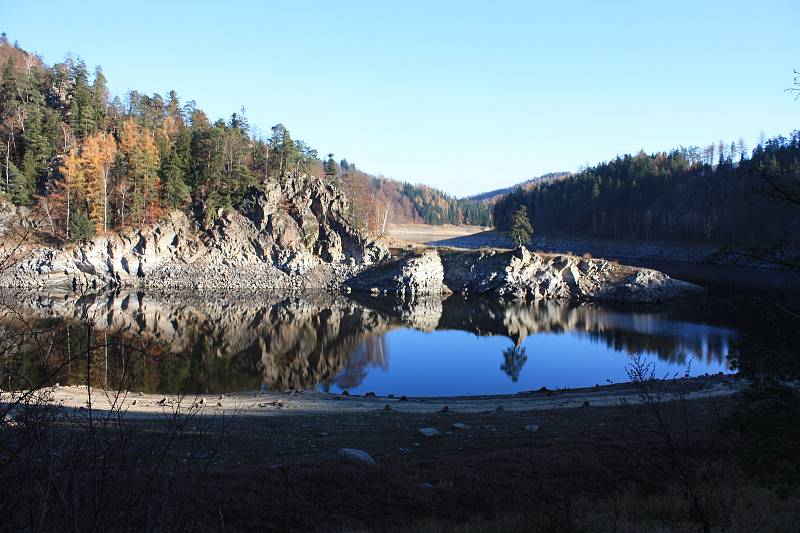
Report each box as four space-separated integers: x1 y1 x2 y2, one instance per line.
0 175 389 291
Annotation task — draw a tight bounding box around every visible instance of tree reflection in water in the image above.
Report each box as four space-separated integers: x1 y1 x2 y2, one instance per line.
0 290 738 394
501 345 528 382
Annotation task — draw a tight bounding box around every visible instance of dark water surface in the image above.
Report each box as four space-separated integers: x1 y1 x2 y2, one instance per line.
3 261 785 396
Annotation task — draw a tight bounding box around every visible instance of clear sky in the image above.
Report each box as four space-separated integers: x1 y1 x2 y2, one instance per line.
4 0 799 196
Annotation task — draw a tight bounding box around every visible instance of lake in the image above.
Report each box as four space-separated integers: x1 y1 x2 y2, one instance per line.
2 262 774 397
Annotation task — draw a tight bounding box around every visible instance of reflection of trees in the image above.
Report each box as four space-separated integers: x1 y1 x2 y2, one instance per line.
334 335 388 390
1 292 394 393
501 344 527 382
1 289 742 394
438 296 733 366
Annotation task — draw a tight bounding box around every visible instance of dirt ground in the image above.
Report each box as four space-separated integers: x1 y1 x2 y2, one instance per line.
6 375 799 532
383 223 487 245
47 374 741 421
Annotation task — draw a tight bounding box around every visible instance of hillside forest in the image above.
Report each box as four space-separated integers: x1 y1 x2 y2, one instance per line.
494 134 800 246
0 36 491 242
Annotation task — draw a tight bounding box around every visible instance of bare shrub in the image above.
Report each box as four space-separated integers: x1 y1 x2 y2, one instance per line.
621 353 730 533
0 285 226 531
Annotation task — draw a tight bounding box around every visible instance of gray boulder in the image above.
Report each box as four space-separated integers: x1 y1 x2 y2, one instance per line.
336 448 377 465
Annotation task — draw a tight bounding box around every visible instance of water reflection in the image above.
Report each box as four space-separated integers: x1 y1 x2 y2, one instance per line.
0 290 736 395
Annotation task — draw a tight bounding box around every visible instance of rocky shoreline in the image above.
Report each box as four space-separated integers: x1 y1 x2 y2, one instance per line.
0 175 699 304
18 374 743 420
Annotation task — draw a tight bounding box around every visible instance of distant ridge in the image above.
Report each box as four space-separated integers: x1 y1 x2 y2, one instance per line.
468 172 572 203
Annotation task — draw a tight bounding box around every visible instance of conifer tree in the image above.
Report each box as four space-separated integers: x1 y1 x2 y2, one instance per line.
324 153 337 179
510 205 533 246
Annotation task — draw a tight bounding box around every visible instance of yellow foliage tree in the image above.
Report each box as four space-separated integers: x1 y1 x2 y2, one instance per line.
119 119 161 225
59 147 87 239
82 132 117 233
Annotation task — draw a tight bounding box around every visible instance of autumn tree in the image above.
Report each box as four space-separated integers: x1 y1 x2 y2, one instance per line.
82 132 116 233
57 147 87 240
118 119 161 226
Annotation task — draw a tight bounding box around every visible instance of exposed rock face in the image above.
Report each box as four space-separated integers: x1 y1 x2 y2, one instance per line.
0 175 389 291
345 249 449 299
586 268 699 303
437 246 699 303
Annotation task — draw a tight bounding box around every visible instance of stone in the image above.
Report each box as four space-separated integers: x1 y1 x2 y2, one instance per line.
524 424 540 432
346 249 449 299
418 427 441 438
452 423 471 430
337 448 376 466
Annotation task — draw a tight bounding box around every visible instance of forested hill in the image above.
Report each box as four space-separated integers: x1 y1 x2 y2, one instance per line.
0 35 490 243
493 137 800 245
338 163 491 230
468 172 571 204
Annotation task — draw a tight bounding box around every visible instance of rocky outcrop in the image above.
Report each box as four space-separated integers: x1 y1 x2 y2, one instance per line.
345 249 449 299
344 245 698 304
437 246 699 303
585 268 700 303
0 175 389 291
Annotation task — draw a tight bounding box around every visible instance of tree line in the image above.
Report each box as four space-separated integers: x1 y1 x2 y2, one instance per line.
494 133 800 245
0 35 490 243
336 161 492 233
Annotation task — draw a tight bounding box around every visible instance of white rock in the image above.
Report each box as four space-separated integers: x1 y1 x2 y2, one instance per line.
336 448 376 465
418 427 441 438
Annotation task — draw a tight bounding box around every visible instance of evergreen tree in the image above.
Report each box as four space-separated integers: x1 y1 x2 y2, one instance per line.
510 205 533 246
501 345 527 382
68 207 95 242
67 59 95 140
324 153 337 179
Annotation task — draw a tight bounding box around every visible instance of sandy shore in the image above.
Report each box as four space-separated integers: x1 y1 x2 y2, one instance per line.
33 374 742 420
383 223 487 245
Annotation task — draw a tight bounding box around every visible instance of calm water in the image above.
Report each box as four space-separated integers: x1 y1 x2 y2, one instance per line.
0 267 766 396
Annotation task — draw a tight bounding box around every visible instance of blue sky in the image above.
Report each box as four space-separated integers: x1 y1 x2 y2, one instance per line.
4 0 799 196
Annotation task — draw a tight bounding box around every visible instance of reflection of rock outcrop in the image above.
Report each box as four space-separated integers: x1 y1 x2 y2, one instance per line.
4 291 395 392
1 290 734 393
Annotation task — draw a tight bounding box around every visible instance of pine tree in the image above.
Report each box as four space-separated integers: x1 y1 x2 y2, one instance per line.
510 205 533 246
67 59 95 140
68 206 95 242
160 149 190 209
324 153 337 179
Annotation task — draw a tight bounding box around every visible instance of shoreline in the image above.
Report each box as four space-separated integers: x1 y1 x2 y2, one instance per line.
19 373 743 420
